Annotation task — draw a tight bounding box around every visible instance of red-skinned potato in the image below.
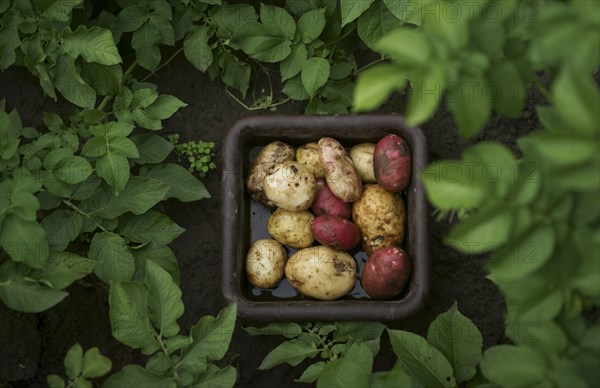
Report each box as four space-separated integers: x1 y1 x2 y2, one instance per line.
374 134 412 192
311 215 360 251
361 246 411 300
311 178 352 219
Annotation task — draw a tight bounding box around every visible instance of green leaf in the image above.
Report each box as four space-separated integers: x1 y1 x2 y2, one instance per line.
0 11 21 71
149 14 175 46
116 6 147 33
118 210 184 245
481 345 546 387
280 44 307 81
375 29 431 66
29 252 96 289
131 88 159 109
41 0 82 22
132 245 180 285
195 364 237 388
82 176 170 219
487 224 555 282
108 282 157 350
283 75 310 101
333 321 386 343
406 64 445 125
244 322 303 338
130 134 173 165
260 4 296 40
357 0 404 50
301 57 330 97
296 361 327 383
420 161 487 210
369 364 414 388
498 274 564 323
446 205 514 254
145 352 171 374
108 137 138 158
144 95 187 120
317 341 372 388
340 0 376 27
518 132 597 167
64 343 83 379
184 25 213 72
82 347 112 378
388 329 455 388
258 339 319 370
139 163 210 202
55 156 92 184
297 8 326 43
427 302 482 383
0 277 68 313
553 65 599 135
132 108 162 130
53 55 97 109
179 303 237 372
71 175 102 201
89 232 135 283
62 25 121 65
96 152 130 195
0 215 49 268
354 64 406 112
210 3 258 40
132 24 162 71
80 62 122 96
487 60 525 117
218 51 251 97
446 73 492 138
145 261 184 337
103 365 174 388
383 0 422 25
46 374 65 388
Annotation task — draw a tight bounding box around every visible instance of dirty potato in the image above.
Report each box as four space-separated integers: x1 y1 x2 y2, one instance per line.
267 208 315 249
296 142 325 178
246 239 287 289
352 184 406 255
246 141 295 206
263 161 317 211
285 246 357 300
350 143 377 183
318 137 362 202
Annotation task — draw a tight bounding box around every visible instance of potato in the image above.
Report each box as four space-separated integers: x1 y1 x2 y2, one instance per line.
311 215 360 251
246 141 295 206
285 246 357 300
350 143 377 183
352 184 406 255
296 142 325 178
361 247 411 300
318 137 362 202
246 239 287 289
263 161 317 211
267 208 315 249
311 178 352 219
374 134 412 192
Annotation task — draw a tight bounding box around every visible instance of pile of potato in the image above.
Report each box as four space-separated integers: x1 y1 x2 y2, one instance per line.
245 135 412 301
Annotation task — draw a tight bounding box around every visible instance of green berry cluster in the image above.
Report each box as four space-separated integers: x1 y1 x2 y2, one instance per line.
167 134 216 177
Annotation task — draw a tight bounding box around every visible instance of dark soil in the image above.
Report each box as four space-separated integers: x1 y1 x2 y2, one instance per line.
0 50 543 387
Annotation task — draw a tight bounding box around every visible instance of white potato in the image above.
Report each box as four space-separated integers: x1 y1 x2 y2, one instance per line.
263 161 317 211
246 239 287 289
352 184 406 255
296 142 325 178
285 246 357 300
246 141 295 206
267 208 315 249
318 137 362 202
350 143 377 183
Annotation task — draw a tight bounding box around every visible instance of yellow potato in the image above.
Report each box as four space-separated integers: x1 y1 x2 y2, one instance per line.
263 161 317 211
352 184 406 255
350 143 377 183
246 239 287 289
267 208 314 249
296 142 325 178
318 137 362 202
246 141 295 206
285 246 357 300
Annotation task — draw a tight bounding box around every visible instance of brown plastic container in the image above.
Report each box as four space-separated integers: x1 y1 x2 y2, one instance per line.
221 115 429 321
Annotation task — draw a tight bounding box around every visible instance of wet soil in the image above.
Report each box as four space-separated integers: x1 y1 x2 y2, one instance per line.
0 50 543 387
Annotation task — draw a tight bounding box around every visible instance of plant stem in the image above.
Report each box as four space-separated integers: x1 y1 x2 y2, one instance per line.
62 199 109 233
96 61 138 111
534 75 553 103
141 47 184 82
154 332 183 386
353 56 388 75
324 27 356 48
